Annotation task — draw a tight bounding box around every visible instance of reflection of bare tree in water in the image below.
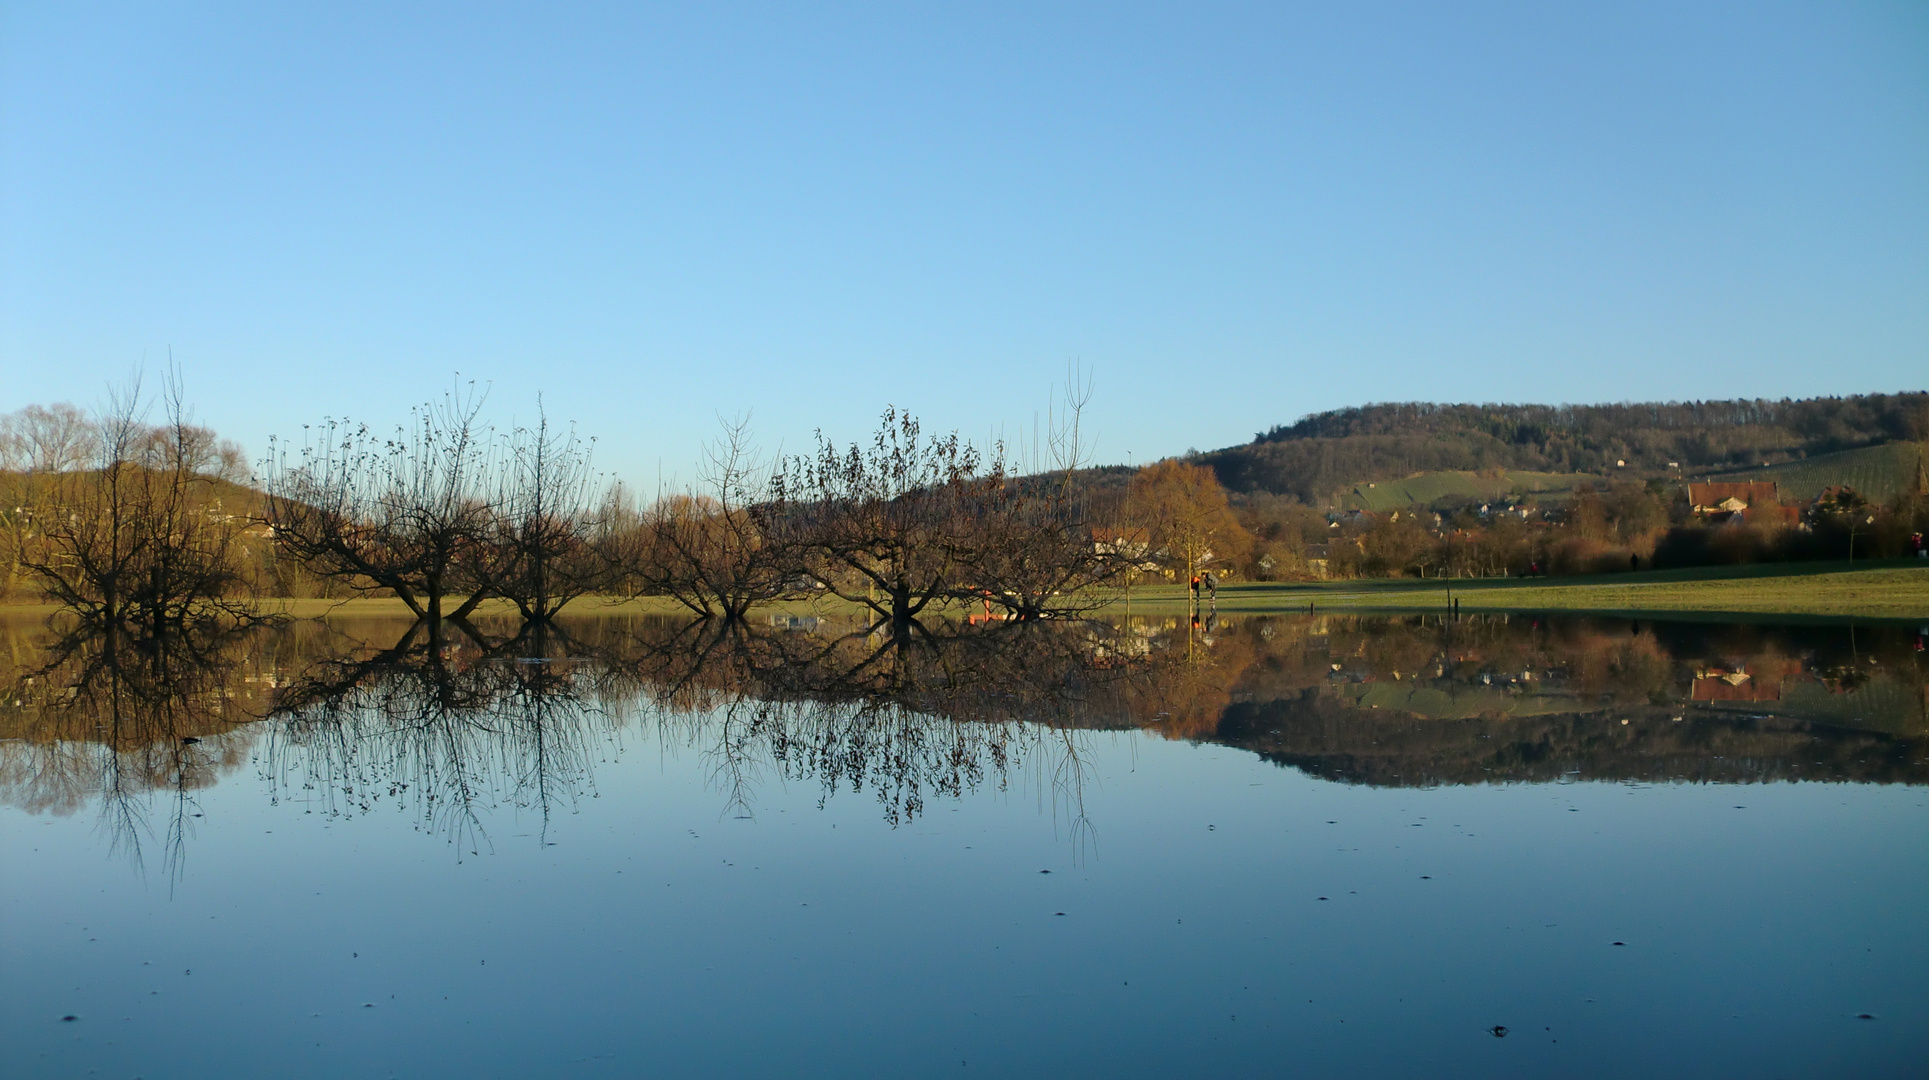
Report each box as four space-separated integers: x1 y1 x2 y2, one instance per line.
262 621 617 854
17 606 1927 878
0 624 276 881
612 616 1150 848
2 609 1161 869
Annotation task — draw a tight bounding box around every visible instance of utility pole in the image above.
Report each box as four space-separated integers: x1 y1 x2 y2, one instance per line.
1850 513 1874 564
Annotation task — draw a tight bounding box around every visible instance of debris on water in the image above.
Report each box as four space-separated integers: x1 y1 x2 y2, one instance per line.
1490 1025 1508 1038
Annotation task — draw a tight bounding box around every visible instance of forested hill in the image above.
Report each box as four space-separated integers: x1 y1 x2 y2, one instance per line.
1202 394 1929 504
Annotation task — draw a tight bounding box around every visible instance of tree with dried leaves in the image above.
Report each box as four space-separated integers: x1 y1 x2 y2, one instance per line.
1124 459 1250 583
775 408 981 638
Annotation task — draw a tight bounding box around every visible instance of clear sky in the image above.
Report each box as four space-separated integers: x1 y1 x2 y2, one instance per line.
3 2 1925 483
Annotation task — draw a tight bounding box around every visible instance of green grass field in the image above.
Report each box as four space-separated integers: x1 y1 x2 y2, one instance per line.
1111 559 1929 620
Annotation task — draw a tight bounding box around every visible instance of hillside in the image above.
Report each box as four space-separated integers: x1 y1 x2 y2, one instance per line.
1202 393 1929 505
1716 441 1927 504
1337 469 1587 512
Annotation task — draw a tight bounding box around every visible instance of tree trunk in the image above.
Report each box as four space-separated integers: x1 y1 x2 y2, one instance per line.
426 581 444 645
890 583 914 642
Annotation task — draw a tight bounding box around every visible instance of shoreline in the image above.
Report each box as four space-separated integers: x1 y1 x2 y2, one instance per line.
2 559 1925 623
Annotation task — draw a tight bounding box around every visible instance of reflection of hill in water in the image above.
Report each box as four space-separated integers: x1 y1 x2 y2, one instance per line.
1189 615 1929 787
3 612 1926 849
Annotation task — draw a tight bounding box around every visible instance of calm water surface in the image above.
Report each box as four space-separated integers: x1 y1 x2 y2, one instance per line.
3 613 1925 1078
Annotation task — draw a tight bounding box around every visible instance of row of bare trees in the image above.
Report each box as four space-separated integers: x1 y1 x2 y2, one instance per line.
257 375 1140 637
7 370 1235 639
608 381 1127 634
260 383 602 635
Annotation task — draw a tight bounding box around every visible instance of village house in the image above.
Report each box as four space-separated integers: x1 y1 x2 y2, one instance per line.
1684 481 1799 527
1303 544 1330 579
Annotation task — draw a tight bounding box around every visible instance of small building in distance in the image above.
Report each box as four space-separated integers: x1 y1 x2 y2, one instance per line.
1303 544 1330 579
1684 481 1799 527
1686 481 1780 514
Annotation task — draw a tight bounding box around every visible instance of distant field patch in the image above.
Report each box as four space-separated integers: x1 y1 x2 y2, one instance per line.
1341 469 1589 512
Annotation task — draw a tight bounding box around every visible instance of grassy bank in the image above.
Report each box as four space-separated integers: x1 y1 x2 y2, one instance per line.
1114 559 1929 619
5 559 1926 624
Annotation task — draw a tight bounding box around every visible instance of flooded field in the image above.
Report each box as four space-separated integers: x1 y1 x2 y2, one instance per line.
3 612 1925 1078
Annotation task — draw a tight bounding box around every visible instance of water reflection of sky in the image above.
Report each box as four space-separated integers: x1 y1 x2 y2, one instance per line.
2 614 1924 1077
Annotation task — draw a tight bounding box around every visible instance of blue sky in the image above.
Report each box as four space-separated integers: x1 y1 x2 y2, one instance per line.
3 2 1925 482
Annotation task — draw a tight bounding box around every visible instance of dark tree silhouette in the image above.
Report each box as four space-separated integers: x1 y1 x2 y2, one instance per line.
263 383 497 637
775 408 981 639
20 372 255 635
487 403 602 623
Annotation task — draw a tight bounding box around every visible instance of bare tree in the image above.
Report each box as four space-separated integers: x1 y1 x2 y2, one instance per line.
953 369 1122 619
775 408 981 639
0 402 99 471
263 383 498 635
20 373 255 634
487 402 602 622
0 404 97 597
616 417 801 620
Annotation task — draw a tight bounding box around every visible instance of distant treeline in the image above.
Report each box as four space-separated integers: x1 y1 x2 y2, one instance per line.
1208 393 1929 502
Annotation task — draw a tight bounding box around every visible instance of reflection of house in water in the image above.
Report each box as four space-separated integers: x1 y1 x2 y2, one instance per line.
1691 657 1804 702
